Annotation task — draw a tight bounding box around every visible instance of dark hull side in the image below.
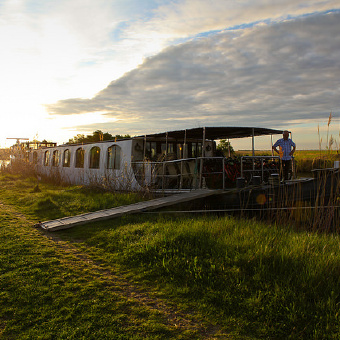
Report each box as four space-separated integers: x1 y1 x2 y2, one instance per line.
208 170 340 211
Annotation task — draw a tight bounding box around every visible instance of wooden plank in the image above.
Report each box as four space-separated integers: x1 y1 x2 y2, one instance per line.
37 189 222 231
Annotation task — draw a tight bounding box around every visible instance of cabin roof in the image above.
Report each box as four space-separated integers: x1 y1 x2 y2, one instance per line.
43 126 284 148
140 126 284 140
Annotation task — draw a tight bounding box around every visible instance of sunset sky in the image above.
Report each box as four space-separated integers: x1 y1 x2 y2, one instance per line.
1 0 339 150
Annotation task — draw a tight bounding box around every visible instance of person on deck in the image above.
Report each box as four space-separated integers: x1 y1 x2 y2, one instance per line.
272 130 296 181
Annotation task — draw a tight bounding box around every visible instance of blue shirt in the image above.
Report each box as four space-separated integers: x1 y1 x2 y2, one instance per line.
273 138 296 160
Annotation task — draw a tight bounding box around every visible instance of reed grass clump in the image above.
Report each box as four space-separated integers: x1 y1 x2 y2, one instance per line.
1 158 36 178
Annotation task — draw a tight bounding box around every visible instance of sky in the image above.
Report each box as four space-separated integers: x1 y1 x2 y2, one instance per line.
1 0 340 150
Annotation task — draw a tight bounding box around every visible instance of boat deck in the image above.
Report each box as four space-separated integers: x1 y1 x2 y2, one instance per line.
36 189 222 231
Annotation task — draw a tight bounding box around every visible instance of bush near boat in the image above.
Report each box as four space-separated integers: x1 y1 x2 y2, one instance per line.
0 175 340 339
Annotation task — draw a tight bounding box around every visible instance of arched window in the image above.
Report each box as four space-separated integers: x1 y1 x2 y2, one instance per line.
89 147 101 169
33 152 38 164
63 149 71 167
75 148 85 168
44 151 50 166
107 145 121 170
52 150 59 166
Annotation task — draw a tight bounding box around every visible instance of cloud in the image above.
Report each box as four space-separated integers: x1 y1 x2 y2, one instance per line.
1 0 339 148
117 0 339 44
47 11 340 135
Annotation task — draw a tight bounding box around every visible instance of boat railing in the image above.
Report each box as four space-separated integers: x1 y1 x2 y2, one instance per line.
132 157 228 190
240 156 283 183
133 155 291 190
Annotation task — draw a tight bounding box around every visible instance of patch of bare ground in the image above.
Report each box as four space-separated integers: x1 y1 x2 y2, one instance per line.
1 201 224 339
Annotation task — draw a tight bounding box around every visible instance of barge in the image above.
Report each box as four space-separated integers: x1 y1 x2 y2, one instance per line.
24 126 286 192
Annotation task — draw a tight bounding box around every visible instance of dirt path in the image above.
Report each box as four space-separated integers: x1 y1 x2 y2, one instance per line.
0 201 222 339
42 232 219 337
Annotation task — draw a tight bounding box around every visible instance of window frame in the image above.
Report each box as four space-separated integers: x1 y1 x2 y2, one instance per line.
63 149 71 167
52 150 60 167
75 147 85 168
89 146 101 169
107 144 121 170
44 150 50 166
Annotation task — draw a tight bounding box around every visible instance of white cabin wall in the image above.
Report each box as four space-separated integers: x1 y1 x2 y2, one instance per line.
33 140 142 190
30 138 214 190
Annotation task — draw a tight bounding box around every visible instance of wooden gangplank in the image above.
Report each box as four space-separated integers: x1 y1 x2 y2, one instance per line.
36 189 221 232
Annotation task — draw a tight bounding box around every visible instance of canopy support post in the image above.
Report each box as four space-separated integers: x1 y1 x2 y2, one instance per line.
271 134 274 156
199 127 206 189
162 132 168 191
228 138 231 158
252 128 255 171
143 135 147 186
180 130 187 189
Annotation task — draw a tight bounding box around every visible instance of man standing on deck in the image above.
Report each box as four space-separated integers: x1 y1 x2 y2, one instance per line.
272 130 296 181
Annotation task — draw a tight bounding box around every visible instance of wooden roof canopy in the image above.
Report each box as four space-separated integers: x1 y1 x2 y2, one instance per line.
142 126 284 140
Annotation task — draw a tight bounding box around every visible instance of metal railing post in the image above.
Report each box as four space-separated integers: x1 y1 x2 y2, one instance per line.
162 162 165 191
180 159 183 189
199 157 203 189
241 156 244 178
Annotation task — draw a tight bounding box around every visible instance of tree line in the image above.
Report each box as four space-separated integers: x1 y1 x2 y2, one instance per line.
67 130 131 144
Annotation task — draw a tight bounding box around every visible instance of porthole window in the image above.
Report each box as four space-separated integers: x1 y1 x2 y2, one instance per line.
89 147 100 169
107 145 121 170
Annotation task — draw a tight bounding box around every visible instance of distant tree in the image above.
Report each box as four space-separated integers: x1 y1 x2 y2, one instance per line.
217 139 234 156
103 132 114 141
67 134 86 144
67 131 131 144
113 134 131 140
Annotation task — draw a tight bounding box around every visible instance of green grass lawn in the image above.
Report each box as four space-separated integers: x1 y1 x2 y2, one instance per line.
1 175 340 339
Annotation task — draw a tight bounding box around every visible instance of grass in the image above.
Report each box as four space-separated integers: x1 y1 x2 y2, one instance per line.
60 216 340 339
1 175 340 338
0 215 194 339
0 174 144 221
0 176 201 339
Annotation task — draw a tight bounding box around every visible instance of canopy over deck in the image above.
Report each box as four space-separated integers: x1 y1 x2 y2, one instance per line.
139 126 284 140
